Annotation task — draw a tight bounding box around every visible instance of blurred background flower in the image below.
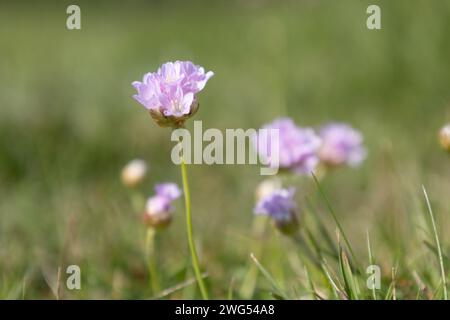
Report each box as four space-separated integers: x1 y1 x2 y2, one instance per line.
439 123 450 152
121 159 148 188
318 123 367 168
155 182 182 200
255 118 321 174
144 182 181 229
254 187 298 235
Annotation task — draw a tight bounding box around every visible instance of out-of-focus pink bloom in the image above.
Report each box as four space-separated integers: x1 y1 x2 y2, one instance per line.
439 123 450 151
121 159 148 187
318 123 367 168
132 61 213 127
144 182 182 229
155 182 182 201
254 118 321 174
254 187 298 234
146 195 172 216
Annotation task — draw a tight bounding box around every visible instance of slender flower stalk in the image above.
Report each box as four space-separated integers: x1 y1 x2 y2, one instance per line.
180 157 209 299
143 182 181 293
146 227 159 294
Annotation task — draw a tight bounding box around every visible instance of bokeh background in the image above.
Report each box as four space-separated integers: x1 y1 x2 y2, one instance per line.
1 0 450 299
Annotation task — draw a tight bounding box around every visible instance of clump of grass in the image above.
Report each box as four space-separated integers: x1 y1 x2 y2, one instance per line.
248 180 450 300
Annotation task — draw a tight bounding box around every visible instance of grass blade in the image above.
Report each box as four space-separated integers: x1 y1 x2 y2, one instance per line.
152 273 208 299
311 173 358 266
338 238 360 300
422 185 448 300
366 231 377 300
321 260 348 299
384 267 396 300
227 277 235 300
250 253 288 299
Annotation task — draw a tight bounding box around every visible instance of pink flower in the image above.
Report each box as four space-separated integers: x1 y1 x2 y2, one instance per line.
254 118 321 174
132 61 213 127
254 187 299 234
318 123 367 168
143 182 182 229
254 187 296 221
155 182 182 201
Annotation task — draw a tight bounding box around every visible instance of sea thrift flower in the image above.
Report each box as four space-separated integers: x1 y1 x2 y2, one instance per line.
318 123 367 168
132 61 214 128
121 159 148 187
155 182 182 200
439 123 450 151
144 182 182 229
254 118 321 174
254 187 298 235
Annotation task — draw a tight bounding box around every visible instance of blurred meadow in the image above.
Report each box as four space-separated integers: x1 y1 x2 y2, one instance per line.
1 0 450 299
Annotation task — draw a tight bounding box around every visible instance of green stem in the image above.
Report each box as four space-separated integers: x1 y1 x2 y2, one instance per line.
146 227 160 294
180 159 209 299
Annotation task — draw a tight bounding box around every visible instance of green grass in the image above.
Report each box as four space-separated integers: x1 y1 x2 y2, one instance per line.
1 0 450 299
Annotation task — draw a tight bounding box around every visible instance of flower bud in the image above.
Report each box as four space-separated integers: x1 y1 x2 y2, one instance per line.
439 124 450 151
272 209 299 235
143 195 173 229
155 182 182 200
121 159 148 187
254 187 299 236
143 182 182 229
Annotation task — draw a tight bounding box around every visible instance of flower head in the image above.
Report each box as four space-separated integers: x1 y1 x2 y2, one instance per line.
121 159 148 187
155 182 182 200
254 187 298 234
254 118 321 174
318 123 367 168
132 61 214 128
143 182 182 229
439 123 450 152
